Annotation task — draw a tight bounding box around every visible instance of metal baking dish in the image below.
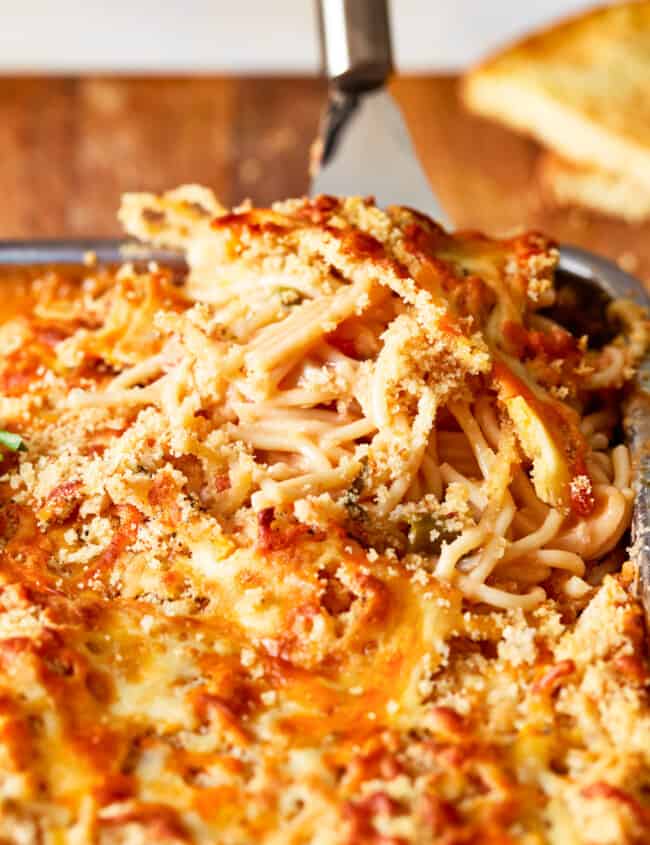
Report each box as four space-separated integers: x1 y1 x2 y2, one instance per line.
0 238 648 623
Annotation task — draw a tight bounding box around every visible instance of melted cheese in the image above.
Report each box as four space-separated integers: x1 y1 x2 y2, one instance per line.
0 194 648 845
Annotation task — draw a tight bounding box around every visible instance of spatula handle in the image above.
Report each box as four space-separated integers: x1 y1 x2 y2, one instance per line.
316 0 393 92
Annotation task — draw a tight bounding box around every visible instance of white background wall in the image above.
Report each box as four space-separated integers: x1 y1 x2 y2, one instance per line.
0 0 596 73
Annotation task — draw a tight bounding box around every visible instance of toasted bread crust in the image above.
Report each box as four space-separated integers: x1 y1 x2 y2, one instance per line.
539 150 650 222
463 1 650 190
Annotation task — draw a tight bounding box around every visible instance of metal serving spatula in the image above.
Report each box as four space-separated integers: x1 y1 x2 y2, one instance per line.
311 0 444 218
311 0 650 618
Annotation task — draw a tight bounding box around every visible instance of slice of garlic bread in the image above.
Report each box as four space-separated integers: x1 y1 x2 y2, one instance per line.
463 2 650 192
539 150 650 221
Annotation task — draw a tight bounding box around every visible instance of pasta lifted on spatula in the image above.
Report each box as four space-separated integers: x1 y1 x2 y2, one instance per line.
113 186 647 610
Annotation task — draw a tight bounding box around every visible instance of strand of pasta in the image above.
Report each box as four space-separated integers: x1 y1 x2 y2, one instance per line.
67 383 163 409
436 432 480 477
612 444 632 491
110 354 167 390
448 402 495 478
251 461 362 510
580 408 618 437
230 411 338 432
510 469 550 522
232 425 332 472
244 278 373 375
439 464 487 510
211 295 277 342
455 575 546 611
584 346 627 389
553 484 631 559
587 451 612 483
511 509 544 537
461 414 518 584
321 418 377 448
420 453 443 501
231 296 296 340
373 391 437 517
435 524 490 580
500 509 564 562
465 499 517 584
474 395 502 450
255 386 345 408
520 549 585 576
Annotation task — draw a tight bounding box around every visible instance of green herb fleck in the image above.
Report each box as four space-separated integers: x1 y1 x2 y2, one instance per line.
342 463 370 524
0 430 27 453
406 513 459 555
276 287 303 307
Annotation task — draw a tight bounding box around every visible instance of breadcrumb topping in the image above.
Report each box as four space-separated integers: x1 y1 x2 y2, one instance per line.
0 190 647 844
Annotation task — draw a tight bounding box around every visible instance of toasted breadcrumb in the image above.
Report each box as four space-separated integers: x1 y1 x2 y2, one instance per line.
0 191 646 845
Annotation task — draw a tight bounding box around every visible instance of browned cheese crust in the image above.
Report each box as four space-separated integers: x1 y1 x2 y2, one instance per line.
0 188 648 844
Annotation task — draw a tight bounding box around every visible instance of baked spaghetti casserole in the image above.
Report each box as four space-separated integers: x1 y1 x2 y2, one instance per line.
0 187 648 844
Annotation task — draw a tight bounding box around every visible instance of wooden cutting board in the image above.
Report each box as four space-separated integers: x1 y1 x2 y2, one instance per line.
1 75 649 285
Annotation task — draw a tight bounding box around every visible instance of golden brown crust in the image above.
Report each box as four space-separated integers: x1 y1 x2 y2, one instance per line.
462 1 650 191
0 194 648 844
538 150 650 222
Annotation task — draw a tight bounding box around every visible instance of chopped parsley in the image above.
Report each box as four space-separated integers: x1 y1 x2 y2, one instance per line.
276 287 303 307
406 513 459 555
0 430 27 453
342 460 369 522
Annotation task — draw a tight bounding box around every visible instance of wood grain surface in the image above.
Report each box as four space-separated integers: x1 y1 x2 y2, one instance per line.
1 75 649 285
